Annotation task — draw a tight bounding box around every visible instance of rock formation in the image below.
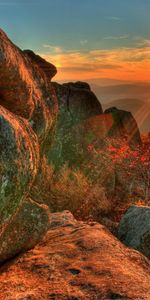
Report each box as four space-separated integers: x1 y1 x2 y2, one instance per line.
0 105 39 226
48 83 141 168
118 205 150 259
24 49 57 80
0 28 56 262
0 211 149 300
0 198 50 263
0 29 57 142
0 27 145 267
47 81 103 166
104 107 142 145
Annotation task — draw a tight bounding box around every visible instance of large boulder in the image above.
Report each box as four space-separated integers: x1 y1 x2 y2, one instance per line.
63 81 91 90
104 107 141 146
47 82 103 166
0 198 50 263
46 84 142 167
0 211 149 299
118 205 150 259
0 29 56 263
0 105 39 226
24 49 57 81
0 104 52 263
0 28 58 141
54 81 103 122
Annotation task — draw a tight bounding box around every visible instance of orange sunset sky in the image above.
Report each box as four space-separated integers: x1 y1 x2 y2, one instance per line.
40 41 150 82
1 0 150 85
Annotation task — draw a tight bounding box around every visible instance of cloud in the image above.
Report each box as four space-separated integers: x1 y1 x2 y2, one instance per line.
80 40 88 46
38 43 150 81
59 63 121 73
136 39 150 47
143 40 150 47
104 34 129 40
89 46 150 62
42 44 62 54
106 16 121 21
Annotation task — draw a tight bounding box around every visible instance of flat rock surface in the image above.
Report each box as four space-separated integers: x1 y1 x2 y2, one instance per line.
0 211 149 300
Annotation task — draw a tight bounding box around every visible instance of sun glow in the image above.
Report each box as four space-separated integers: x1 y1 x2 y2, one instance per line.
39 42 150 82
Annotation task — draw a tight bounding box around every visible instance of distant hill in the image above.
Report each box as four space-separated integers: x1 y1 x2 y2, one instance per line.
103 98 144 112
87 78 134 86
102 98 150 133
91 82 150 104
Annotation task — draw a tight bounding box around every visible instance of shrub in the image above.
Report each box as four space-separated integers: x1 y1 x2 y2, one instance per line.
31 157 112 221
31 134 150 223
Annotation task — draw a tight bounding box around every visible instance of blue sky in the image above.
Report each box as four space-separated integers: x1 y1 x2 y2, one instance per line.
0 0 150 82
0 0 150 51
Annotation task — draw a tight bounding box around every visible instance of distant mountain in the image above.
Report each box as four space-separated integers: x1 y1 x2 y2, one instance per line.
91 82 150 104
103 98 144 112
102 98 150 133
87 78 134 86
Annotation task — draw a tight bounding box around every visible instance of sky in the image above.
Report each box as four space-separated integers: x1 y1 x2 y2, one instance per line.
0 0 150 83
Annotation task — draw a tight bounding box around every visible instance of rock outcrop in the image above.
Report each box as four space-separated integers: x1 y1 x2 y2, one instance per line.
24 49 57 81
0 28 56 262
118 205 150 259
0 29 57 142
63 81 91 90
0 105 39 225
0 211 149 300
0 28 145 266
53 81 103 120
0 103 51 263
0 198 50 264
47 81 103 166
104 107 141 145
47 83 141 167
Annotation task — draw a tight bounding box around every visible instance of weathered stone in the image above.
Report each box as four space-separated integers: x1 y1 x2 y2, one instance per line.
24 49 57 81
0 211 149 299
118 205 150 259
54 82 103 118
47 82 103 166
63 81 91 90
0 28 57 141
104 107 141 145
49 210 78 228
0 198 50 263
0 29 56 263
0 105 39 226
